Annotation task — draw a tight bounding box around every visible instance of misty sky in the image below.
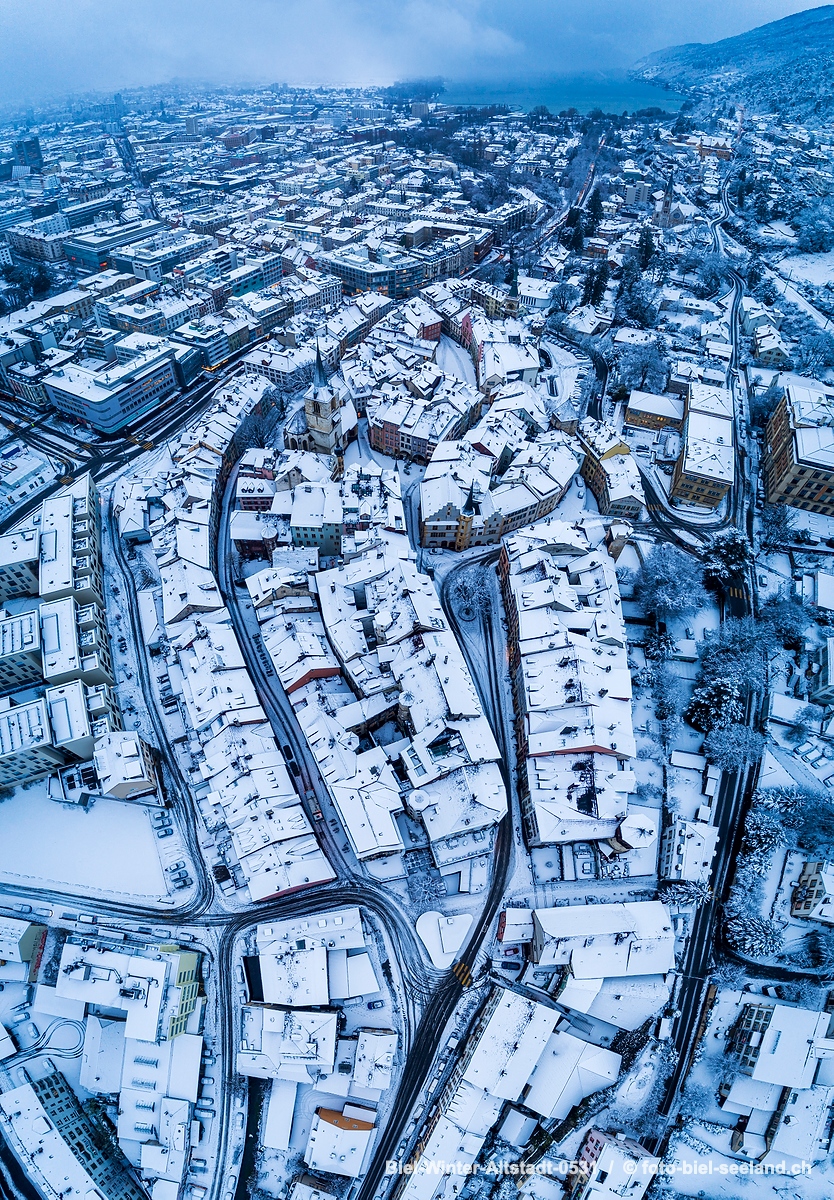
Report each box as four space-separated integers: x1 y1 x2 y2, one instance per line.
0 0 829 105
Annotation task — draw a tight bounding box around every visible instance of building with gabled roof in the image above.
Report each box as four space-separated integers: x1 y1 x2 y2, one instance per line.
529 900 675 978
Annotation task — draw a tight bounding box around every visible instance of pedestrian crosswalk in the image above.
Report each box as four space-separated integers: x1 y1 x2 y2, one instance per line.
451 960 473 988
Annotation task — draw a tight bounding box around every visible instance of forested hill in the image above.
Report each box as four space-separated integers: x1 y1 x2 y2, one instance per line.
632 5 834 119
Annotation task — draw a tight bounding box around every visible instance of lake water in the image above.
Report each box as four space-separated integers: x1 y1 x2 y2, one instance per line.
442 71 685 116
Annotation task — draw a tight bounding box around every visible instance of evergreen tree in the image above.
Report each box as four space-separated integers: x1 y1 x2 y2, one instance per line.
569 218 585 254
637 225 655 270
582 267 596 306
760 592 806 646
703 724 765 772
725 915 783 958
632 543 706 620
703 528 752 587
586 187 604 234
590 260 609 305
749 381 783 427
686 678 746 733
661 881 712 906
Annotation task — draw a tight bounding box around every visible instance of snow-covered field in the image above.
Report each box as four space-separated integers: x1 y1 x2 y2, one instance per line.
0 784 166 898
779 250 834 287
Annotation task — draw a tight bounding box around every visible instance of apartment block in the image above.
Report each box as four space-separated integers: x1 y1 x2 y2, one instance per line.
62 218 167 273
578 419 645 518
93 730 158 801
623 389 684 431
766 383 834 515
40 597 113 686
0 528 40 605
0 1072 146 1200
659 815 719 883
0 609 42 688
36 475 103 608
569 1129 659 1200
0 695 67 786
791 860 834 924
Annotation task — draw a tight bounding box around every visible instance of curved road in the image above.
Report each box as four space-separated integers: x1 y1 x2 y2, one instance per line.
212 460 519 1200
640 164 764 1141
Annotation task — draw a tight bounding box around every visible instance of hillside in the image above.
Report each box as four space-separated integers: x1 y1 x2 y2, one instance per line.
632 5 834 118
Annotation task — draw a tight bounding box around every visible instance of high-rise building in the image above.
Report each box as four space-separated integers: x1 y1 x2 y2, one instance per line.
766 382 834 516
0 1072 146 1200
12 135 42 171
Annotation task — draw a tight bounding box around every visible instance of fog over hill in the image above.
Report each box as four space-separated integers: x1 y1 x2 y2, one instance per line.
633 4 834 118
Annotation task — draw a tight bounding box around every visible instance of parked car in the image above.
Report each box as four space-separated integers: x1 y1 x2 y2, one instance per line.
157 827 174 839
173 878 190 890
367 999 385 1010
167 861 186 873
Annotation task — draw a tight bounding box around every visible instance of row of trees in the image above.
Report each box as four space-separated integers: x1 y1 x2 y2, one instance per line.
724 784 834 962
687 606 803 731
581 261 609 307
633 542 808 771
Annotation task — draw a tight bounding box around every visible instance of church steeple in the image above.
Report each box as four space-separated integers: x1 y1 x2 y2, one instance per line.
313 340 328 390
660 170 674 229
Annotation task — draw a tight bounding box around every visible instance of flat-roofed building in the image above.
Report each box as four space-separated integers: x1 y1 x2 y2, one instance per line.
38 475 103 608
40 597 112 686
0 609 41 688
62 217 167 273
304 1105 376 1178
0 676 120 785
668 380 736 509
0 916 45 963
0 695 65 785
670 409 734 508
93 730 158 801
46 679 120 763
171 313 250 368
0 528 40 605
727 1001 831 1088
766 382 834 515
111 229 215 282
56 940 201 1041
0 1071 147 1200
44 343 178 433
